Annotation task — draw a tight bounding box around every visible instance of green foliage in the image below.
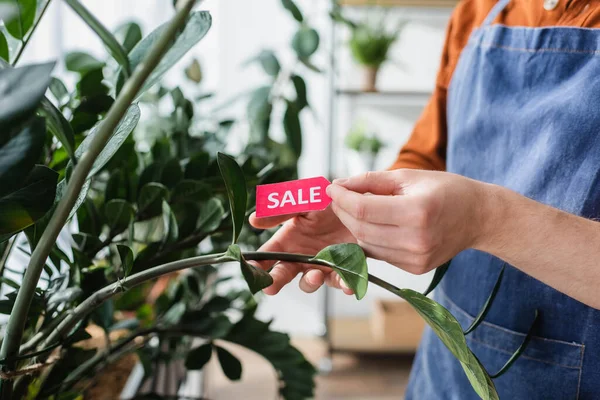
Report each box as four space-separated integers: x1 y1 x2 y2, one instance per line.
311 243 368 300
281 0 304 22
4 0 36 40
0 32 8 61
226 244 273 294
218 152 247 244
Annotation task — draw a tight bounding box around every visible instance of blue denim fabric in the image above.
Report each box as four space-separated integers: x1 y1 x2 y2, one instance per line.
406 0 600 398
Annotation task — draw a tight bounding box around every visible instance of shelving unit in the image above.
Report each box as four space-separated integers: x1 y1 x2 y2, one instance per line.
321 0 456 367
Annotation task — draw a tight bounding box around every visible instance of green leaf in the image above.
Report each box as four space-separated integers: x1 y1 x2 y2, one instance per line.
202 296 231 314
104 199 134 235
162 302 186 326
77 68 108 97
281 0 304 22
117 244 134 277
185 343 213 370
115 21 142 53
72 104 140 178
72 232 102 253
47 287 82 306
397 289 498 400
161 200 178 245
4 0 36 40
423 260 451 296
197 198 224 234
0 165 58 236
185 58 202 83
0 117 46 196
77 198 100 235
0 32 8 61
255 50 281 77
217 153 247 244
247 86 272 142
310 243 368 300
137 182 169 218
283 101 302 159
216 346 242 381
464 264 505 335
116 11 212 98
291 74 308 110
65 51 105 74
0 62 54 129
105 169 127 201
92 298 114 331
292 27 319 59
171 180 210 204
160 158 183 189
226 244 273 295
66 0 131 77
49 77 69 106
299 57 322 73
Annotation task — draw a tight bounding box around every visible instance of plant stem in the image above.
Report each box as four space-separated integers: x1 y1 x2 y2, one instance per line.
0 237 16 279
0 0 199 393
12 0 53 66
65 0 131 78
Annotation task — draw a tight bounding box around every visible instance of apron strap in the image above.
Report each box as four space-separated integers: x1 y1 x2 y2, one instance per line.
482 0 511 27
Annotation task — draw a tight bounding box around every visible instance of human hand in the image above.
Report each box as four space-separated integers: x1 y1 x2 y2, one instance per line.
249 207 357 295
326 170 490 275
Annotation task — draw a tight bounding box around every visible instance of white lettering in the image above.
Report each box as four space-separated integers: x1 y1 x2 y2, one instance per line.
310 187 321 203
298 189 308 205
267 193 279 209
280 190 296 207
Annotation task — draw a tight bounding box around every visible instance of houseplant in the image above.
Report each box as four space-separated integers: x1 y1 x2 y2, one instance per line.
345 120 385 172
0 1 537 399
331 2 404 92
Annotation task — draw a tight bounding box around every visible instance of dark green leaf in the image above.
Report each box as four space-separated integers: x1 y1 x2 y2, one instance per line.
161 200 178 245
72 232 102 253
464 264 505 335
77 198 100 235
0 277 19 289
104 199 134 235
137 182 169 218
138 162 164 190
160 158 183 189
299 57 322 73
92 298 114 331
281 0 304 22
117 244 133 278
0 165 58 236
4 0 36 40
172 202 199 238
105 169 127 201
247 86 272 142
423 259 451 296
0 117 46 196
256 50 281 77
217 153 247 244
397 288 498 400
185 343 213 370
202 296 231 314
109 318 139 332
72 104 140 178
490 310 539 378
0 32 8 61
197 198 224 233
77 68 108 97
65 51 104 74
283 101 302 158
161 302 185 326
216 346 242 381
0 62 54 129
40 97 77 163
49 77 69 106
310 243 368 300
184 152 210 180
115 21 142 53
171 180 210 204
116 11 212 98
291 74 308 110
226 244 272 294
292 27 319 59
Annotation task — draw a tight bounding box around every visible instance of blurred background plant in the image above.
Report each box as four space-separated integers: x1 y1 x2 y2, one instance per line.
345 120 385 172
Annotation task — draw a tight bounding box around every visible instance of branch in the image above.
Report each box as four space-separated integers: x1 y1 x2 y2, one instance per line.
0 0 200 390
11 0 53 66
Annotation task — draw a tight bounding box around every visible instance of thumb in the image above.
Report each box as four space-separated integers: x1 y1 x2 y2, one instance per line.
333 171 400 195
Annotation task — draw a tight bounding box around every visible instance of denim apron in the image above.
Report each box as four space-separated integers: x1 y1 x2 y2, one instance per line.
406 1 600 398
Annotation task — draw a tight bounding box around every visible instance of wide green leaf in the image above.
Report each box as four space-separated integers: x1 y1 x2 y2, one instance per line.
197 198 224 234
217 153 247 244
398 289 498 400
292 27 319 59
310 243 368 300
0 165 57 236
137 182 169 218
115 21 142 53
216 346 242 381
39 97 76 162
0 32 8 61
281 0 303 22
283 101 302 159
116 11 212 98
161 200 178 245
0 117 46 196
291 74 308 110
65 51 104 74
104 199 134 235
72 232 102 253
4 0 36 40
0 62 54 129
247 86 272 142
49 77 69 106
226 244 272 294
185 343 213 370
255 50 281 77
171 180 210 204
117 244 134 278
71 104 140 178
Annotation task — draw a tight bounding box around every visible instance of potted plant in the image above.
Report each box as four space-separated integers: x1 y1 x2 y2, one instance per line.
0 1 537 399
331 2 404 92
345 120 385 172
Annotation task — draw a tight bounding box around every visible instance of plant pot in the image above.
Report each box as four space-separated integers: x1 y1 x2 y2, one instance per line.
362 66 379 92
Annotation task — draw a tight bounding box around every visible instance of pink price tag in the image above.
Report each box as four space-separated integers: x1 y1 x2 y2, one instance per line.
256 176 332 218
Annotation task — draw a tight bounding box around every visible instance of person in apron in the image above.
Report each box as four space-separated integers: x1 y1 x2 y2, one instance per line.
250 0 600 398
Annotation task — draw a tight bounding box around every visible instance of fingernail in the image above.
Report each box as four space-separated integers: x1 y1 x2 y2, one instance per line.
326 185 333 196
333 178 347 185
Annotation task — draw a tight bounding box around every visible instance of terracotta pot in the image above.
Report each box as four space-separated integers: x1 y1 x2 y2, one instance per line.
362 66 379 92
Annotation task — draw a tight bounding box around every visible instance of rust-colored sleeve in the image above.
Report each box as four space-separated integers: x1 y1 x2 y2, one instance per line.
388 0 490 171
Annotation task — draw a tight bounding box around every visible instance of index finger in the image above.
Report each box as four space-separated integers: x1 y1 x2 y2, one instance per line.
249 212 299 229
